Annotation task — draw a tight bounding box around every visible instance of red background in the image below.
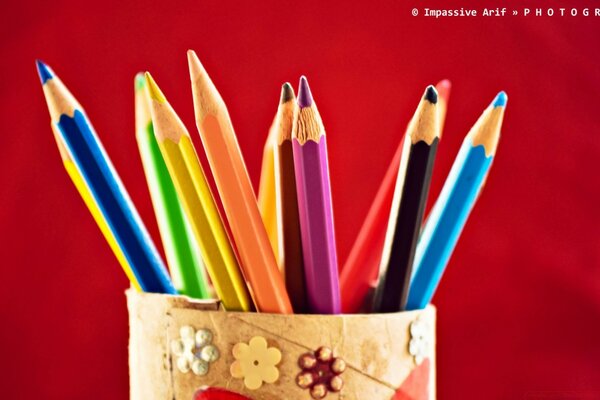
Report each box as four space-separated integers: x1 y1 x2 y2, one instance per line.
1 0 599 398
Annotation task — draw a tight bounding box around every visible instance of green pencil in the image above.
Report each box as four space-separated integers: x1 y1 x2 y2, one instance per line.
134 73 211 299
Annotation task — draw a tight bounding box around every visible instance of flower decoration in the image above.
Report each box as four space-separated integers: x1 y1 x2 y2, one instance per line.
230 336 282 390
171 325 220 376
408 317 432 365
296 346 346 399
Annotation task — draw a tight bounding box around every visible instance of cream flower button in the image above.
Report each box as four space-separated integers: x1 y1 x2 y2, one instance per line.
230 336 282 390
171 326 220 376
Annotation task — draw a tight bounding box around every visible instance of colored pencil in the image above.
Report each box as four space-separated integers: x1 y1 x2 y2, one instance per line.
292 76 341 314
37 61 176 294
144 72 252 311
372 85 440 312
50 124 141 291
257 117 281 266
134 74 210 299
407 92 507 310
187 50 292 314
274 83 307 312
340 80 451 313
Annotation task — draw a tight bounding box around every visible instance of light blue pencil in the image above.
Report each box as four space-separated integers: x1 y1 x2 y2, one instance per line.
407 92 507 310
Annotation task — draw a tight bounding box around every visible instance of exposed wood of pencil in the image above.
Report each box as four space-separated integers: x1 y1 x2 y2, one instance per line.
38 61 175 294
187 51 292 314
275 83 307 312
407 92 506 310
340 80 451 313
373 85 440 312
51 125 141 291
145 72 252 311
292 76 340 314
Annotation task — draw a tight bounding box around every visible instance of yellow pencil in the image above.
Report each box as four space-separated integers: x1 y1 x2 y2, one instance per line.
51 125 141 291
145 72 252 311
257 120 282 267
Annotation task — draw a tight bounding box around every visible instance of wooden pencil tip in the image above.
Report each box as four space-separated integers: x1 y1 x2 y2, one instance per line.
280 82 295 104
134 73 146 92
36 59 54 84
435 79 451 103
423 85 438 104
297 76 313 108
492 91 508 107
144 72 167 104
187 49 204 78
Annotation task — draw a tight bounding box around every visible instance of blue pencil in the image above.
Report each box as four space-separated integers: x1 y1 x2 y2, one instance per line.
406 91 507 310
36 60 176 294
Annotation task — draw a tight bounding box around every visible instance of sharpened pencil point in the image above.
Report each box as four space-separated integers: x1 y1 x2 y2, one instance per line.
281 82 295 104
135 73 146 92
144 72 167 104
36 60 54 84
492 91 508 107
297 76 313 108
187 49 205 80
424 85 438 104
435 79 451 103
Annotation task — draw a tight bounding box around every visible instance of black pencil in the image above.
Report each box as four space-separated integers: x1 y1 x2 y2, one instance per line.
372 85 440 312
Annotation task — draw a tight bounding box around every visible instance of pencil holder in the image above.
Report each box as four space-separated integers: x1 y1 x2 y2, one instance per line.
127 290 436 400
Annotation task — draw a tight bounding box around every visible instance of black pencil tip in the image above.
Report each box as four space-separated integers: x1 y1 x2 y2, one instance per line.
424 85 438 104
280 82 295 104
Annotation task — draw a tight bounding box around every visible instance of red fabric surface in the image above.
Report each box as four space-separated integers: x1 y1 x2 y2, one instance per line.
1 0 599 398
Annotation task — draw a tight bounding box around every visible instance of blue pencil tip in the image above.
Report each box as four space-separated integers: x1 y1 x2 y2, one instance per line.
36 60 54 84
492 91 507 107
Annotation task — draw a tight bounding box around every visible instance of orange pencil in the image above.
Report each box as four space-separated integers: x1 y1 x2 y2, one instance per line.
340 80 451 313
187 50 292 314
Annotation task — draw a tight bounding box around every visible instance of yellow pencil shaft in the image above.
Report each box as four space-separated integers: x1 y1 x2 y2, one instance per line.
64 160 142 291
158 136 252 311
258 136 280 265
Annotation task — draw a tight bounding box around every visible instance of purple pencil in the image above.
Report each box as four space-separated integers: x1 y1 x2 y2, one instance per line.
292 76 341 314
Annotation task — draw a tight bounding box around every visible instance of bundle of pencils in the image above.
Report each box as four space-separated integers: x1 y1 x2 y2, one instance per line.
37 52 507 315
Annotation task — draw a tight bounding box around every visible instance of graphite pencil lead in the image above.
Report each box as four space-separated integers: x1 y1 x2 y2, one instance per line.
36 59 54 84
424 84 438 104
281 82 295 104
297 76 314 108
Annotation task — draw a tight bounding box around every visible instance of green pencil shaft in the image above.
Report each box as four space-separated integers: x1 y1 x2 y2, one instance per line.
138 122 211 298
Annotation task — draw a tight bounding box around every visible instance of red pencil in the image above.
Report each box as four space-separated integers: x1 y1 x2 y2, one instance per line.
339 80 451 313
